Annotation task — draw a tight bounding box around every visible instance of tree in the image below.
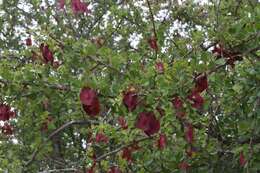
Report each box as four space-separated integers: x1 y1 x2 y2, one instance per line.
0 0 259 172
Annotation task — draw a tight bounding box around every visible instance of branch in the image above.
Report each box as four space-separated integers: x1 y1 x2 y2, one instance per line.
64 10 80 38
87 11 107 37
146 0 158 58
86 55 123 75
238 136 260 145
1 79 71 92
102 18 124 46
0 78 8 86
95 135 154 162
146 0 157 39
243 46 260 55
200 42 216 51
207 63 227 75
25 120 99 167
232 31 260 50
38 168 77 173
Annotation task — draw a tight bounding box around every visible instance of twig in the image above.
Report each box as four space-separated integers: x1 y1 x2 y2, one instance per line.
207 63 227 75
49 34 64 48
95 135 154 161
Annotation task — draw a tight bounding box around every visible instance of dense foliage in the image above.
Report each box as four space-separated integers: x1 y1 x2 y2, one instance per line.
0 0 259 172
